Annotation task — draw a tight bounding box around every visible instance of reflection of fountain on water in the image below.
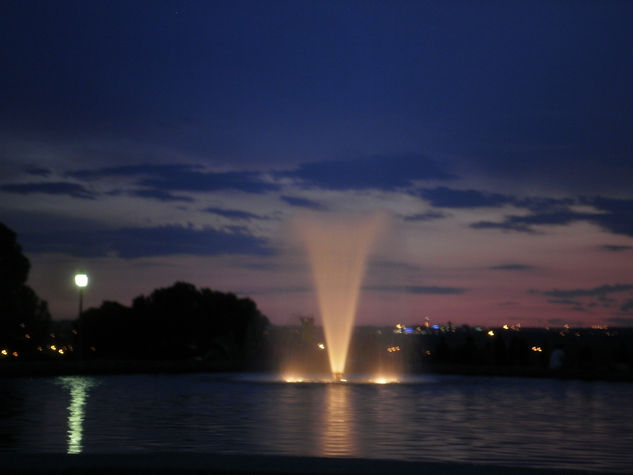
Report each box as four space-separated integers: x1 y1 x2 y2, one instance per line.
321 384 356 457
295 213 385 382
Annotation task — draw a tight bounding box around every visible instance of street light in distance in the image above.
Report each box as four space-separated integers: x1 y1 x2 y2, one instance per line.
74 273 88 317
74 272 88 359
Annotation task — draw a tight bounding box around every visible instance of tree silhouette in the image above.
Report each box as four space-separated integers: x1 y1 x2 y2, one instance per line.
78 301 136 358
0 223 51 356
79 281 270 366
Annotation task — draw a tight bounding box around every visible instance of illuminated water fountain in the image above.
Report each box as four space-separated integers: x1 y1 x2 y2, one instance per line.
296 214 384 382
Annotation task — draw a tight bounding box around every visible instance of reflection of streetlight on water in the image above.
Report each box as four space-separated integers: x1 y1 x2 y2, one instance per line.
57 376 97 454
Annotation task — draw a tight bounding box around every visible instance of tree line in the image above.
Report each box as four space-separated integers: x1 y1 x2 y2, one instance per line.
78 282 269 364
0 222 269 366
0 223 52 357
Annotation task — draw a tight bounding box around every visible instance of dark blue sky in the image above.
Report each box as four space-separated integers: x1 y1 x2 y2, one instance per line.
1 1 633 325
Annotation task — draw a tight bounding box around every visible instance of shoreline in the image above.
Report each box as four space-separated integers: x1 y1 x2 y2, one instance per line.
1 359 632 382
0 453 612 475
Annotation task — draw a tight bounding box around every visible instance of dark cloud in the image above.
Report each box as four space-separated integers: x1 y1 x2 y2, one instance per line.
280 195 327 210
547 299 584 307
1 209 102 237
69 163 279 194
530 283 633 299
365 285 466 295
471 210 593 234
280 155 456 191
620 299 633 313
139 171 279 193
409 190 582 232
68 164 189 180
143 170 279 194
18 227 111 257
600 245 633 252
131 189 194 202
204 207 266 220
20 224 273 258
0 182 95 199
401 211 448 222
470 220 535 233
515 197 575 213
489 264 535 271
418 187 513 208
584 197 633 238
25 167 51 177
471 197 633 238
113 226 274 258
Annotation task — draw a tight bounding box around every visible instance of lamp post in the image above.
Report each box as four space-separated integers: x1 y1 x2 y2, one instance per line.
74 273 88 318
74 273 88 359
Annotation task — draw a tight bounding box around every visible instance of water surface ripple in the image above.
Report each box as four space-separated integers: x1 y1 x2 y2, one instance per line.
1 373 631 473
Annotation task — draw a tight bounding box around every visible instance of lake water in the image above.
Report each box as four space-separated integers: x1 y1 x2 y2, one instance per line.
1 373 632 472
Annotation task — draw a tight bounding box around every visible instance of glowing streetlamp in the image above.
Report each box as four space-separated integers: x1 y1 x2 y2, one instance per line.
74 273 88 318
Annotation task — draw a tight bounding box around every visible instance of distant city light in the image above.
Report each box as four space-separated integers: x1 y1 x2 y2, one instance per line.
531 346 543 352
317 342 326 350
488 330 495 336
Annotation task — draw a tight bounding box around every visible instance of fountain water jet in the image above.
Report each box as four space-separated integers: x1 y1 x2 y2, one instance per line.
296 214 384 380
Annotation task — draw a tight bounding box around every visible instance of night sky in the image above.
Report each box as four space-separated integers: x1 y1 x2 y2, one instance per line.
2 1 633 327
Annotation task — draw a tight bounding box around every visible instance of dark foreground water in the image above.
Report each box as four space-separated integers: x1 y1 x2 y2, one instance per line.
1 373 632 473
